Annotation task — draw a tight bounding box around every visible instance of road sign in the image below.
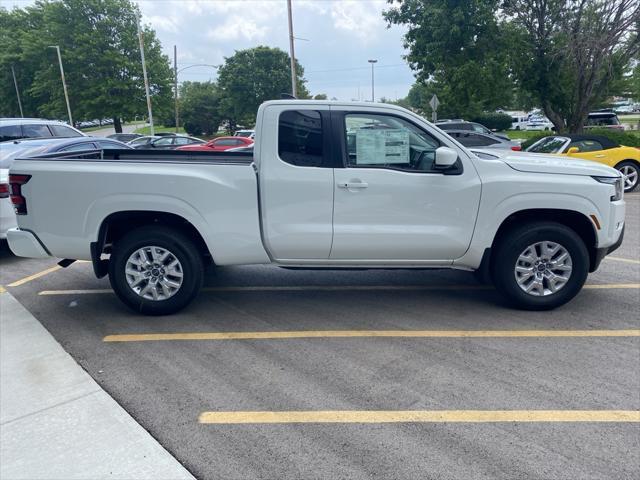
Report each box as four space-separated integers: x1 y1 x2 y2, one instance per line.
429 94 440 111
429 94 439 122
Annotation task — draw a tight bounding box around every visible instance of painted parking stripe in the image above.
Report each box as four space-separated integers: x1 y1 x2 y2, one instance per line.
198 410 640 424
606 256 640 265
103 329 640 343
0 286 6 294
7 265 62 287
38 283 640 296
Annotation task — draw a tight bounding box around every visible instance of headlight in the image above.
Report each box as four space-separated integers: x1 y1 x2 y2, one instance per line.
592 176 623 201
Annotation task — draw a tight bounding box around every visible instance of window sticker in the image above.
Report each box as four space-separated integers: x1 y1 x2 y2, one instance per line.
355 128 410 165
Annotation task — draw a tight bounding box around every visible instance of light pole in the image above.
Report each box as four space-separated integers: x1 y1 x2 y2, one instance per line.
11 65 24 118
287 0 297 97
137 15 154 136
368 59 377 102
174 45 178 133
48 46 72 125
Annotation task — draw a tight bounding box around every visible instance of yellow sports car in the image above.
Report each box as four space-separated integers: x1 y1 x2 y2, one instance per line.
526 134 639 192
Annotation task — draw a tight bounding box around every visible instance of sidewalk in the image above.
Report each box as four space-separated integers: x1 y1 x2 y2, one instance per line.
0 290 195 480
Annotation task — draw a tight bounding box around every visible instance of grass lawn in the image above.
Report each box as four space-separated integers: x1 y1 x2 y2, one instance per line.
619 114 639 125
134 125 186 135
503 130 549 140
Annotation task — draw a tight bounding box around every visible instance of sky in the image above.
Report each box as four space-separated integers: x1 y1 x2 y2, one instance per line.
6 0 416 101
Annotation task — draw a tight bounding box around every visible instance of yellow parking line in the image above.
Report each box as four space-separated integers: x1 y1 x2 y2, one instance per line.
103 329 640 343
0 286 6 294
583 283 640 289
7 265 62 287
198 410 640 424
606 257 640 265
39 283 640 296
39 288 113 295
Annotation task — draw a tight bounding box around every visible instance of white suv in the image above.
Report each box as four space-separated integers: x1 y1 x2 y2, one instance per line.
0 118 85 143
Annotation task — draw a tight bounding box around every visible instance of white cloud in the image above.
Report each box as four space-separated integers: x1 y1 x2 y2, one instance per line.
145 16 179 34
330 1 386 41
207 16 270 42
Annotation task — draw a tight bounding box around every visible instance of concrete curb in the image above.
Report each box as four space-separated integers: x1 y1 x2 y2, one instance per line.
0 290 195 480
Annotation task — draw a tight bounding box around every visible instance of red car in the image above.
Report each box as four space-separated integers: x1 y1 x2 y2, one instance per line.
176 136 253 152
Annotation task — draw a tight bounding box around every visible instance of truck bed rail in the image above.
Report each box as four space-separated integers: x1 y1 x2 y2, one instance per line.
15 148 254 165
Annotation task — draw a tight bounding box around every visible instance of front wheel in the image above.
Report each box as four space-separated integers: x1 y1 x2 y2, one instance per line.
491 222 589 310
615 161 639 192
109 226 204 315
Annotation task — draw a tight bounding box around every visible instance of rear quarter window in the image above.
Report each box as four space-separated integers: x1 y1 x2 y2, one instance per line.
278 110 324 167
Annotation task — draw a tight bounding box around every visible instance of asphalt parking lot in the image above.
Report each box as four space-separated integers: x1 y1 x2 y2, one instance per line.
1 194 639 480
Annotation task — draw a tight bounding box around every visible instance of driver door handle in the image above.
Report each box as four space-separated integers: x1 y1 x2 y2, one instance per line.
338 181 369 189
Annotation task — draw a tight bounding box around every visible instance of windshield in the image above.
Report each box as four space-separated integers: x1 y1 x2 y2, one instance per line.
526 137 568 154
587 115 620 126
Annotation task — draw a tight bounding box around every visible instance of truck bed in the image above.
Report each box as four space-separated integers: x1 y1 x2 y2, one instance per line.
10 148 269 265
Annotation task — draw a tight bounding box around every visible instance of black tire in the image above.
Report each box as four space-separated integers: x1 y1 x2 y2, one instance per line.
491 222 589 310
108 226 204 315
615 160 639 193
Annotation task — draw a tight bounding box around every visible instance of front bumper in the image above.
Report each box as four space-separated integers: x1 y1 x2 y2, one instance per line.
590 225 624 272
7 228 51 258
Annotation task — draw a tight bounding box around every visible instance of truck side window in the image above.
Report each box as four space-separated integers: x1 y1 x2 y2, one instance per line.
344 113 440 172
278 110 323 167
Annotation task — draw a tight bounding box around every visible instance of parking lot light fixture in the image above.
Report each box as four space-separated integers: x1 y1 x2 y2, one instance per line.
368 59 377 102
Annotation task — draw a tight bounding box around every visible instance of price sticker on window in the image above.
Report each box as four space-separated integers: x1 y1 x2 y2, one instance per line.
355 128 410 165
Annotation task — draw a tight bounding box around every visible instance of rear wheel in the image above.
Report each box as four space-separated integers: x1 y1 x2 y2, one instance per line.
108 226 204 315
491 222 589 310
615 161 639 192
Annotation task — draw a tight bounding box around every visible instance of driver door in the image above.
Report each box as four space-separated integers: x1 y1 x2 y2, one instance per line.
330 111 481 262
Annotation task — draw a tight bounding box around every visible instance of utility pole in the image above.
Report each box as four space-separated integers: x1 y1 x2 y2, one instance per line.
137 14 154 136
48 46 72 125
287 0 297 97
11 66 24 118
368 59 377 102
174 45 179 133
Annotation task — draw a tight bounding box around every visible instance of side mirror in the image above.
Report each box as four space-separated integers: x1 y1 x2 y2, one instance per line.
567 147 580 154
434 146 458 168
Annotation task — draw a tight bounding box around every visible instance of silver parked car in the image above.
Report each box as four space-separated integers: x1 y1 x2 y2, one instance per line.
0 118 85 142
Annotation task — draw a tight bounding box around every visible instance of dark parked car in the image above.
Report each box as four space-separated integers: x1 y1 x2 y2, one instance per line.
145 135 205 150
106 133 142 143
0 137 131 168
0 118 85 143
435 120 510 140
446 130 521 150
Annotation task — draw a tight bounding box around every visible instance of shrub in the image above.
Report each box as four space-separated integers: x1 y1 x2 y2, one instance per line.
472 112 513 131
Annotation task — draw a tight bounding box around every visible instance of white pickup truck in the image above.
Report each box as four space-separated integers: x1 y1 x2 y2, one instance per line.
7 101 625 314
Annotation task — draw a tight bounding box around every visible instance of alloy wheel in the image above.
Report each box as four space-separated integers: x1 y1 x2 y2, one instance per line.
514 241 573 297
125 246 184 300
619 165 638 191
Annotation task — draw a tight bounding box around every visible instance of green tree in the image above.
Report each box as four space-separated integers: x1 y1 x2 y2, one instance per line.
179 81 222 136
384 0 513 119
0 0 173 132
313 93 328 100
504 0 639 132
217 46 309 129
